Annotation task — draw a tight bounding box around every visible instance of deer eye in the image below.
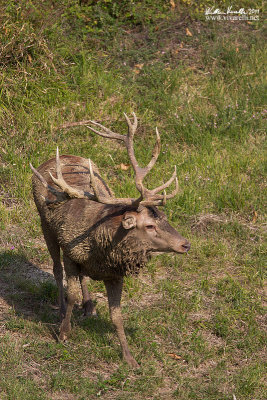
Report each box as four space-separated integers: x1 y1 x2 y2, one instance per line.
146 225 156 231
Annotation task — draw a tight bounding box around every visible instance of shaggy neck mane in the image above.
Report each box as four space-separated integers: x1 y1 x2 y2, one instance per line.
89 221 151 276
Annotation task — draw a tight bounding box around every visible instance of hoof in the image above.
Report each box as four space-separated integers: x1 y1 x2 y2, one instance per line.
59 321 71 341
58 331 68 342
124 355 140 369
83 300 97 317
83 310 98 318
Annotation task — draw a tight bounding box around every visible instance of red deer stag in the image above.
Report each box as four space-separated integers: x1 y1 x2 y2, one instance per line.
30 113 190 368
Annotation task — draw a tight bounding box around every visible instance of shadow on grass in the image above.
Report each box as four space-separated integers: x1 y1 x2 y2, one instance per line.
0 250 131 342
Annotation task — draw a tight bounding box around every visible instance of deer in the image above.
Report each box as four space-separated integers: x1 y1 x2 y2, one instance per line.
30 113 190 368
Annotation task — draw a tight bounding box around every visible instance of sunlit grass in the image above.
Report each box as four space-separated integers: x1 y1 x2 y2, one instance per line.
0 1 266 399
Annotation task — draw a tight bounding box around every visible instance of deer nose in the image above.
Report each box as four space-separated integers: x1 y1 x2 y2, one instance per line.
182 241 191 252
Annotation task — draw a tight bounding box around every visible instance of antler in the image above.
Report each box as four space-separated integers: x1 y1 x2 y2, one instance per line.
31 114 179 207
31 148 140 206
86 113 178 206
30 148 96 203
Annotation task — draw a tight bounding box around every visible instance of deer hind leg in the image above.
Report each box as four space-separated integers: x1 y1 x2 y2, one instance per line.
40 220 66 320
79 275 97 317
104 278 139 368
59 255 80 341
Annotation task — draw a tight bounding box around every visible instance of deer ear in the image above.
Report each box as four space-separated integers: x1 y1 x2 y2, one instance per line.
122 212 137 230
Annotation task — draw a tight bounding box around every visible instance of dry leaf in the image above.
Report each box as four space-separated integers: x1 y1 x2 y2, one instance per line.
236 47 239 53
167 353 182 360
170 0 176 9
133 63 144 75
28 54 32 63
186 28 193 37
120 163 130 171
252 210 257 224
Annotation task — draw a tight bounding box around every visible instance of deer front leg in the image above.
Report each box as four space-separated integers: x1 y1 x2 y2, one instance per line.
59 257 80 341
104 278 139 368
79 275 97 316
53 262 66 321
40 220 66 320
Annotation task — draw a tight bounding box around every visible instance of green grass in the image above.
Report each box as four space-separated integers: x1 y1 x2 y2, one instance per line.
0 1 266 399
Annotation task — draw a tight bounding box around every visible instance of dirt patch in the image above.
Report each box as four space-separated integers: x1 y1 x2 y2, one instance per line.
50 394 77 400
191 213 266 233
0 189 19 208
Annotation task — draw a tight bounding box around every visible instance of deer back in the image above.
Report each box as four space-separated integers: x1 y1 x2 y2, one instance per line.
32 154 113 213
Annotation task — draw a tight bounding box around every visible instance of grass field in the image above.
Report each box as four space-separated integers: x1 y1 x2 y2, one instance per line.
0 1 266 399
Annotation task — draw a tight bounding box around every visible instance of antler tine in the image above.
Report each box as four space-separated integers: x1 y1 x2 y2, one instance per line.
123 112 138 139
149 165 177 195
86 120 126 142
30 163 68 200
30 163 48 188
88 159 102 201
140 177 179 206
143 127 161 176
49 149 86 199
157 177 179 200
55 147 63 179
30 163 60 197
122 113 145 190
162 190 167 206
88 159 142 206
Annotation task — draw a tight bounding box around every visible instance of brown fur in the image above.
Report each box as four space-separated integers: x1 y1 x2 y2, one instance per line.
32 154 190 368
